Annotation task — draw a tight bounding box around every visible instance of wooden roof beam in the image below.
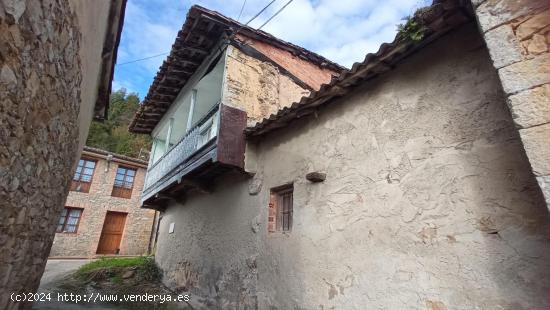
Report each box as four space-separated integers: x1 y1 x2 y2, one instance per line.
173 59 202 67
173 45 209 55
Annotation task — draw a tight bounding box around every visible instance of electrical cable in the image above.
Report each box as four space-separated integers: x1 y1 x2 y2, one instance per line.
257 0 294 30
237 0 247 21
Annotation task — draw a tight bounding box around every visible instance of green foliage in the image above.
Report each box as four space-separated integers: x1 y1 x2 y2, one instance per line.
397 14 428 43
76 256 150 276
86 89 151 159
111 274 123 285
137 256 163 281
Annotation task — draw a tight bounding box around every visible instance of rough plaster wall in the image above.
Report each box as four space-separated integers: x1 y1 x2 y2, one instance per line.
155 173 259 309
223 46 310 126
67 0 111 152
0 1 82 309
155 24 550 309
473 0 550 207
49 158 155 257
253 24 550 309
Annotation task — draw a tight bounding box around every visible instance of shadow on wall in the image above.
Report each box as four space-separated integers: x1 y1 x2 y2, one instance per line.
154 171 260 308
250 23 550 309
151 23 550 309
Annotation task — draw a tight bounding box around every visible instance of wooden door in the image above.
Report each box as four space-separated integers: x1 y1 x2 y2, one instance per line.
96 212 127 254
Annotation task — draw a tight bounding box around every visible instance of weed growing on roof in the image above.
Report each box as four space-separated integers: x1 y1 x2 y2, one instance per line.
397 4 433 43
397 16 428 42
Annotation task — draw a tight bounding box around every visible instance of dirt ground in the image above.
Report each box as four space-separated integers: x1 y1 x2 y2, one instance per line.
34 259 116 310
33 259 197 310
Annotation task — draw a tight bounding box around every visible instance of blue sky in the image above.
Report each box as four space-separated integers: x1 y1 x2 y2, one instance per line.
112 0 430 99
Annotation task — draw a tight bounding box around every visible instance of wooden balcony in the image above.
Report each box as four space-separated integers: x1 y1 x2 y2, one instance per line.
141 103 246 210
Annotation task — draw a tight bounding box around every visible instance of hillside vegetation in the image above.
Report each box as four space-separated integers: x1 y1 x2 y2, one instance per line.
86 89 151 159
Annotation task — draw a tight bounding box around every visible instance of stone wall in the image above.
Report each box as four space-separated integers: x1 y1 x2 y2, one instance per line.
0 1 124 308
0 1 82 309
156 173 259 309
223 45 311 126
49 155 156 257
155 24 550 309
474 0 550 207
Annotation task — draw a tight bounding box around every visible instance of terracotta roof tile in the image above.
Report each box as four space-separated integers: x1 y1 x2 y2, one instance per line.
246 0 474 137
129 5 345 134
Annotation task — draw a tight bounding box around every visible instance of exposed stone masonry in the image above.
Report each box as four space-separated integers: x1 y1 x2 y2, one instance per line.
0 0 82 309
474 0 550 206
49 152 156 258
224 46 311 126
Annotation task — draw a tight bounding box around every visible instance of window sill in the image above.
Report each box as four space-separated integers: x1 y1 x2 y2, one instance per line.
111 195 132 199
268 231 292 237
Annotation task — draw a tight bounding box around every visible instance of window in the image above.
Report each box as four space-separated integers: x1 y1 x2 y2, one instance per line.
268 184 294 232
70 159 96 193
197 112 218 149
111 166 136 199
56 207 83 233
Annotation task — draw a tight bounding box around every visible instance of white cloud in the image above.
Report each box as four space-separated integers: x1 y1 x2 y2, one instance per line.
254 0 428 67
113 0 431 96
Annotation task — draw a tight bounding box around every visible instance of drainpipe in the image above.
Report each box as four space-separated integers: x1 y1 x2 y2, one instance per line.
105 154 113 172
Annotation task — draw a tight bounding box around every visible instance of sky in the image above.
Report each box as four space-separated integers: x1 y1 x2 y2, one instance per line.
112 0 431 99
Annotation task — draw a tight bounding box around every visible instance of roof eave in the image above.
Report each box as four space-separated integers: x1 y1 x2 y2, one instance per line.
245 0 474 137
82 146 149 168
128 4 346 134
93 0 127 121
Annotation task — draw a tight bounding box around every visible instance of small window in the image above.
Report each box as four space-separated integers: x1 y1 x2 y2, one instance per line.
197 113 218 149
56 207 83 233
268 184 294 232
70 159 96 193
111 166 136 199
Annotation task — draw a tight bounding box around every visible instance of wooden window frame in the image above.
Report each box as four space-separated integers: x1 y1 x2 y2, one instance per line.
111 165 137 199
56 207 83 234
70 158 97 193
268 184 294 233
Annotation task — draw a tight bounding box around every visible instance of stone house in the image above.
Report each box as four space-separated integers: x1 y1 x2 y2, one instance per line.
1 1 126 309
129 1 550 309
48 146 157 258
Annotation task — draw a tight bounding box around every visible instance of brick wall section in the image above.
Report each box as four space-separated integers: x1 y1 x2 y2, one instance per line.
236 34 341 90
0 1 82 309
473 0 550 207
224 46 312 126
49 154 156 257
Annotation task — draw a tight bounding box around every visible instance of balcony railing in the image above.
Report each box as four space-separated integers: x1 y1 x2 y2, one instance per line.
143 104 220 197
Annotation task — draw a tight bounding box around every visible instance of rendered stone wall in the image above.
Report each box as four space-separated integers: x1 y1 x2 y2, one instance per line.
0 1 82 309
156 173 259 309
155 24 550 309
253 23 550 309
223 45 311 126
474 0 550 207
49 156 156 257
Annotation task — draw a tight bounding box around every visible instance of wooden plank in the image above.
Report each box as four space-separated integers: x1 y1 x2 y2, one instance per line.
96 212 127 254
173 45 209 55
216 104 247 168
179 179 212 194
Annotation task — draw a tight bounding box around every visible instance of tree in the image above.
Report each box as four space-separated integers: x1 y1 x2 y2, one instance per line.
86 89 152 159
